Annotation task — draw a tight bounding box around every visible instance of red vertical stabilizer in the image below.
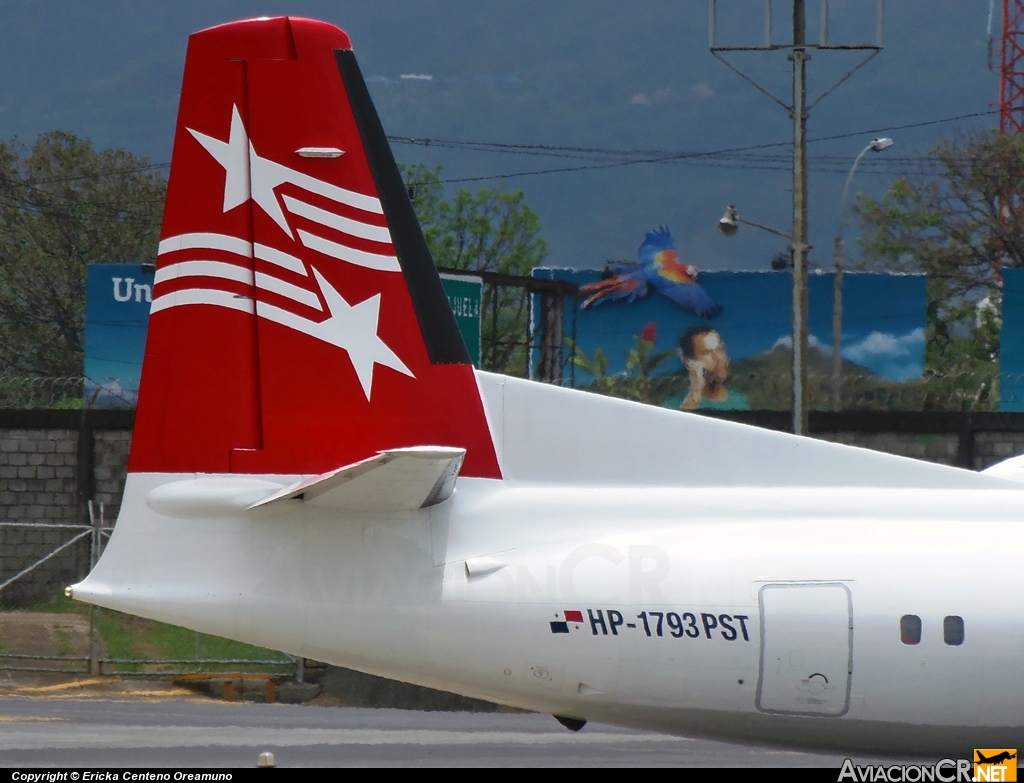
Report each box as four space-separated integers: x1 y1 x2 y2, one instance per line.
130 17 502 479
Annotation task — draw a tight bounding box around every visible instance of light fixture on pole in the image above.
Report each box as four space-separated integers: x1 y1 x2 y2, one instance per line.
831 137 894 411
718 205 739 236
718 205 793 241
718 205 797 419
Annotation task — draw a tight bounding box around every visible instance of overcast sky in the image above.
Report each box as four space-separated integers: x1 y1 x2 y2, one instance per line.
0 1 1002 270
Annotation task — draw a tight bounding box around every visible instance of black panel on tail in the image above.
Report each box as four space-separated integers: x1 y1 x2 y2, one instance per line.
335 49 471 365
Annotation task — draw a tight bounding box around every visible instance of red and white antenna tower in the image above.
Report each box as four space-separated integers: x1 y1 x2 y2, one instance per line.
1001 0 1024 133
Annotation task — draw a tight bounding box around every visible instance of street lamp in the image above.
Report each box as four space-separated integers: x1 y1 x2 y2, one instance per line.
718 205 793 241
719 205 803 429
832 137 894 411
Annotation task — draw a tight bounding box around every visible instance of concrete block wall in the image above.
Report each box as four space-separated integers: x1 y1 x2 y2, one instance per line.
0 427 85 607
0 429 79 522
93 429 132 524
3 410 1024 607
973 432 1024 470
818 432 962 466
0 412 132 607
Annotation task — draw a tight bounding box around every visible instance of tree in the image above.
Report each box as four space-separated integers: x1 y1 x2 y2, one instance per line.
401 163 546 375
570 322 677 404
854 130 1024 407
0 132 165 401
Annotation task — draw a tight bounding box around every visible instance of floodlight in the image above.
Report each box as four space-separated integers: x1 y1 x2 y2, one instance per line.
718 205 739 236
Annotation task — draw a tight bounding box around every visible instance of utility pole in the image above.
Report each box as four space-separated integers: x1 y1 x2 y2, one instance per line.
709 0 882 436
791 0 810 435
995 1 1024 286
1000 0 1024 134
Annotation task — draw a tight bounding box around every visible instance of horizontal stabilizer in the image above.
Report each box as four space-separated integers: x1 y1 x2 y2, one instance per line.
250 446 466 512
147 477 285 518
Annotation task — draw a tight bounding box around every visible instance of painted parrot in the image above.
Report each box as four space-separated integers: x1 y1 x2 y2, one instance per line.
580 226 724 320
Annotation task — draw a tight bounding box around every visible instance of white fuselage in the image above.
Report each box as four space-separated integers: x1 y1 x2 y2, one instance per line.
78 473 1024 756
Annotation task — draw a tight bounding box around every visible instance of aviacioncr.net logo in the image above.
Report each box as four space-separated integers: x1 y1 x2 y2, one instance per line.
838 758 974 782
974 749 1017 782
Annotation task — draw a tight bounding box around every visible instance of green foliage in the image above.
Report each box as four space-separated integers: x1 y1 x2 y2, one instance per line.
855 130 1022 406
23 592 88 614
28 597 289 674
135 618 287 669
401 163 546 375
406 165 546 275
571 329 677 404
93 608 138 670
53 627 74 657
727 345 994 412
569 342 613 393
95 609 290 673
623 332 675 403
0 132 165 391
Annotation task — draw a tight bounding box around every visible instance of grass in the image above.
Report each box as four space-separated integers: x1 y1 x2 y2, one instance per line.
53 628 74 657
24 594 88 614
19 594 291 675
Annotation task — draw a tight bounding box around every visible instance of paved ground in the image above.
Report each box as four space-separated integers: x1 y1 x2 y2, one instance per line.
0 689 910 768
0 613 92 669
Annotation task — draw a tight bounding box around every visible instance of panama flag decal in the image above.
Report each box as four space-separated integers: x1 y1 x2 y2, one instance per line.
550 610 585 634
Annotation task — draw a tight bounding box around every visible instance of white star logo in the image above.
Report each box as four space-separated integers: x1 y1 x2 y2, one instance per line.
257 270 414 400
183 106 414 401
189 105 295 236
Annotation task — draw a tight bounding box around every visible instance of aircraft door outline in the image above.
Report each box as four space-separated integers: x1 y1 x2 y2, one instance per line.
755 582 853 717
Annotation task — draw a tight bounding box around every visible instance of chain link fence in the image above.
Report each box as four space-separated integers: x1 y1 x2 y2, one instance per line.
575 368 1007 412
0 502 297 680
0 368 1012 432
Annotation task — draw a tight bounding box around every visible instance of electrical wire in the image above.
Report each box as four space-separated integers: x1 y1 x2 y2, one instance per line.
0 108 1000 224
387 109 1001 183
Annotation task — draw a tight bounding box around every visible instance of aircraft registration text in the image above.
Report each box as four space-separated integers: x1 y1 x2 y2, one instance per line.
550 609 752 641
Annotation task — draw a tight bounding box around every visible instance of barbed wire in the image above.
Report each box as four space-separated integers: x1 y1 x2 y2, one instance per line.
0 376 85 409
0 370 1018 412
558 368 1010 412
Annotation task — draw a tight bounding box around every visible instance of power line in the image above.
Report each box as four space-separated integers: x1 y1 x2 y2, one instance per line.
0 107 996 203
388 109 1000 183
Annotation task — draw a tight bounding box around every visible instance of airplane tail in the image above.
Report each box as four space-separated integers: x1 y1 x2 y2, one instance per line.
131 16 501 479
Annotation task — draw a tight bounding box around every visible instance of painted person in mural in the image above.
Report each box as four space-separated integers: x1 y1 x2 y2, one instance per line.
664 325 750 411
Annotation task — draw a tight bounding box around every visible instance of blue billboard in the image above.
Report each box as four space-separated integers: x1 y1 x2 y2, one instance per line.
534 267 926 411
1001 268 1024 410
84 264 154 408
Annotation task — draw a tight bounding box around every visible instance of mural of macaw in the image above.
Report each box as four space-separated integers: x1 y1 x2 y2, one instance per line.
579 226 724 320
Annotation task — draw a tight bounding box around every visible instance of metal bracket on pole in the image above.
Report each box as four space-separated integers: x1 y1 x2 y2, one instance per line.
709 0 884 436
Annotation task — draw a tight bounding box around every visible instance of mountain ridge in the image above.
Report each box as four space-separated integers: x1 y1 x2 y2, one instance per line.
0 1 999 271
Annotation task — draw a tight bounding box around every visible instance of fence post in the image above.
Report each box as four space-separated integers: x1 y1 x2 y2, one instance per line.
536 291 565 384
490 282 499 370
77 409 94 524
568 291 578 388
87 500 101 675
956 414 976 469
